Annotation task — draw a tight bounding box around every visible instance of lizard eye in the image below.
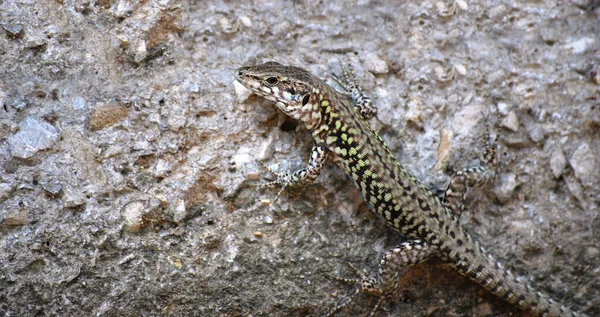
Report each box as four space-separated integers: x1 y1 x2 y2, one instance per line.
265 77 279 86
301 94 310 106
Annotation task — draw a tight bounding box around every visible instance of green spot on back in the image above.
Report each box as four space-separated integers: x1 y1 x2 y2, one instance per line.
384 193 392 202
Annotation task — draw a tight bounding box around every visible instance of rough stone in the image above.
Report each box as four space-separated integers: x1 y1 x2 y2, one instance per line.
7 117 60 159
62 185 86 208
501 110 520 132
2 208 28 226
3 23 24 39
122 201 146 233
362 52 388 74
435 128 453 171
41 181 62 196
564 37 595 54
61 127 107 186
0 2 597 317
494 173 518 205
570 143 596 183
550 148 567 178
0 183 13 201
527 124 545 143
89 103 130 131
234 80 252 103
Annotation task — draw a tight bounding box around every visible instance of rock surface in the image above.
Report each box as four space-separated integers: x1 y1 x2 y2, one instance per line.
7 117 60 159
0 1 598 317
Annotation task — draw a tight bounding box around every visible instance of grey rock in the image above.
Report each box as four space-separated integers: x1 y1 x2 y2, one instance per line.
565 174 586 208
527 125 545 143
564 37 595 55
63 188 86 208
501 110 520 132
1 208 28 226
61 127 107 186
24 30 46 49
0 89 5 111
549 148 567 178
570 143 596 183
486 4 507 20
122 200 146 233
0 183 13 201
7 117 60 159
362 52 388 74
72 96 87 110
0 1 598 316
9 98 27 111
3 23 24 39
494 173 518 205
41 181 62 195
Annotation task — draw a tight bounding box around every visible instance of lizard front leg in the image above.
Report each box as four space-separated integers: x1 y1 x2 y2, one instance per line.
332 61 378 120
444 120 498 217
256 144 328 200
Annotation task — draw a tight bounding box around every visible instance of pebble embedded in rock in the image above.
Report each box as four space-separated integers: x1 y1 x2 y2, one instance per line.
122 201 146 233
63 185 86 208
494 173 518 204
527 125 545 143
363 53 388 74
89 103 130 131
564 37 595 54
2 208 29 226
0 183 13 201
41 181 62 196
570 143 596 183
501 110 520 132
435 128 453 170
549 148 567 178
7 117 60 159
3 24 24 39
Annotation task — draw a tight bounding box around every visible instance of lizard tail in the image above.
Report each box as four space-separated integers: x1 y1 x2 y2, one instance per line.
446 227 585 317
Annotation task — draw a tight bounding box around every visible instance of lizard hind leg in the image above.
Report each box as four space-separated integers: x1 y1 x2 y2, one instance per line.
323 263 383 317
324 240 438 316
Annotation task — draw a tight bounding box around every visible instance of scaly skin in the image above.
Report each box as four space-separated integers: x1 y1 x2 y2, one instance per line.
234 61 585 317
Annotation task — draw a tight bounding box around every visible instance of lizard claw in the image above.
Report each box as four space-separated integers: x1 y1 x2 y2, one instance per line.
323 263 387 317
250 156 292 202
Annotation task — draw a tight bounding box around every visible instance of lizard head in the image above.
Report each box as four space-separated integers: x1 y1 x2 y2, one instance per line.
235 62 323 128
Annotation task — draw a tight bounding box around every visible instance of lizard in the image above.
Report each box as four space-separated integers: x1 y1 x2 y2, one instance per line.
234 61 587 317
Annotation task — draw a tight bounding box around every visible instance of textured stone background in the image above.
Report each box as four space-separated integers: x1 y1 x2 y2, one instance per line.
1 1 599 316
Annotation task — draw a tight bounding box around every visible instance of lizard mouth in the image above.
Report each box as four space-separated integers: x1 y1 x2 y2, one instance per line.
235 67 268 95
235 67 283 103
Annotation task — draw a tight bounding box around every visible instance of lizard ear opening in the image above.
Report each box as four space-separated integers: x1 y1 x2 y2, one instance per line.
302 94 310 106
